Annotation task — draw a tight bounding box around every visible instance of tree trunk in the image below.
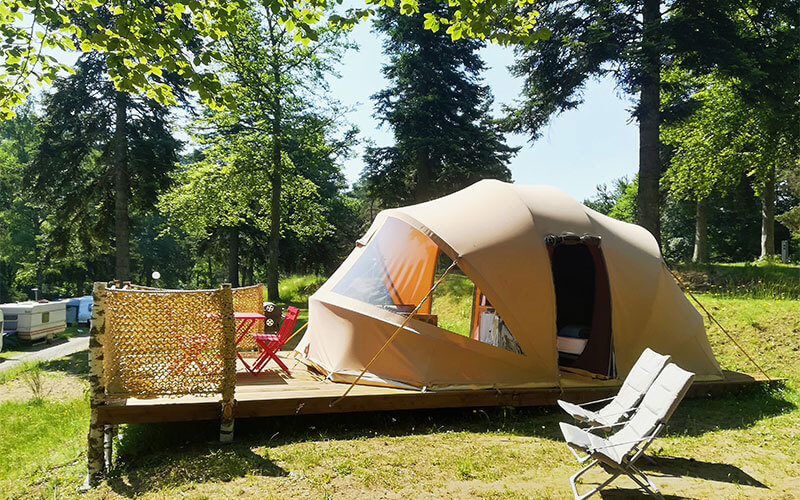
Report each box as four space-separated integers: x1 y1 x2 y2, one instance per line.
414 150 432 203
692 198 709 263
635 0 662 246
243 260 253 287
33 215 43 296
267 57 282 302
228 226 240 287
113 91 130 281
760 166 775 258
207 255 214 288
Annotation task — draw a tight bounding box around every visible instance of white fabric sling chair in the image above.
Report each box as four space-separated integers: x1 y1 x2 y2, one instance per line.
559 363 695 500
557 348 671 428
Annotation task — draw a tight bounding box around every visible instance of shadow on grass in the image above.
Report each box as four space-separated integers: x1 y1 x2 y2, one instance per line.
594 456 769 499
600 490 692 499
107 381 793 494
116 382 796 451
109 420 286 496
666 382 795 437
40 349 89 377
643 456 767 488
0 335 70 357
0 326 85 357
599 489 695 499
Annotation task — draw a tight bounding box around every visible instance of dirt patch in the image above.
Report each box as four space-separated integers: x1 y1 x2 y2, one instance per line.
0 373 86 403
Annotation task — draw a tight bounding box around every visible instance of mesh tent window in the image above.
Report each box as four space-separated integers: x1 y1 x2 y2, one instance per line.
333 216 523 354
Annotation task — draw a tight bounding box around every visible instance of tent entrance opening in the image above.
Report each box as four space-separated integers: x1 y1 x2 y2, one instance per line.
548 235 615 378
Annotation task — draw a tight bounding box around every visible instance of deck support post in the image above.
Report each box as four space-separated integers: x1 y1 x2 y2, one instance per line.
219 283 236 443
86 282 107 487
103 425 116 471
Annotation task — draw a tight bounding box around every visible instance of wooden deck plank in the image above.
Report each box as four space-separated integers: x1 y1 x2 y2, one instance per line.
96 352 773 425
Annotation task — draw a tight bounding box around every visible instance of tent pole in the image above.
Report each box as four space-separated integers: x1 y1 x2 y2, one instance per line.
330 257 461 407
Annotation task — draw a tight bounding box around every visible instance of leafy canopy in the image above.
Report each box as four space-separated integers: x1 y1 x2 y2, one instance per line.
0 0 550 118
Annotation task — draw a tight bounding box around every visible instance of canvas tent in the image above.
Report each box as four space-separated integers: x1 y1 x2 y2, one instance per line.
296 180 722 390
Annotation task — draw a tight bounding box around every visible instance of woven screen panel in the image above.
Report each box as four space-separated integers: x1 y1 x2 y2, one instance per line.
232 284 264 350
103 288 227 398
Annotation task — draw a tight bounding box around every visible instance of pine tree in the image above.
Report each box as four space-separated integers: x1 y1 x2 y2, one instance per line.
362 1 517 207
30 53 180 281
506 0 798 250
505 0 666 243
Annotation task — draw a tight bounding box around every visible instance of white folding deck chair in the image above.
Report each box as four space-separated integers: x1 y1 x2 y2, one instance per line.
559 363 695 500
557 348 671 428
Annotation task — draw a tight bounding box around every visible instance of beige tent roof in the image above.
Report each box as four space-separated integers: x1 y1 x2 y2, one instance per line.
296 180 722 390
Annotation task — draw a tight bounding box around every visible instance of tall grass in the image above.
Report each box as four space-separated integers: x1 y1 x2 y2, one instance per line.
271 274 327 305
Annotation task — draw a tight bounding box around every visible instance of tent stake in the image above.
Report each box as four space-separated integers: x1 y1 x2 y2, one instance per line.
330 257 461 407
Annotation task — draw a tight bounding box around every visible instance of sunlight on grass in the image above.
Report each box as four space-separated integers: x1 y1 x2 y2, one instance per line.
431 271 474 336
0 398 89 496
675 262 800 300
273 274 327 305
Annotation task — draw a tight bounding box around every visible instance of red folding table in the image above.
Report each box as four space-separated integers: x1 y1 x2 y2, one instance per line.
234 311 266 375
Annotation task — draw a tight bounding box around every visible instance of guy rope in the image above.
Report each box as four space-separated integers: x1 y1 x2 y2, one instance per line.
666 263 771 381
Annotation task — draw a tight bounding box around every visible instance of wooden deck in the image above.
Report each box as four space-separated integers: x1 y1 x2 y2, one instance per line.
97 352 772 426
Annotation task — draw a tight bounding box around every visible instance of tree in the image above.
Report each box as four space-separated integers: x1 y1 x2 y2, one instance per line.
777 169 800 239
0 101 40 301
660 70 753 262
583 176 637 223
506 0 668 242
159 117 331 289
203 7 352 298
506 0 798 249
30 53 180 281
163 6 356 297
279 114 363 275
223 10 313 295
0 0 550 117
362 0 517 206
666 0 799 258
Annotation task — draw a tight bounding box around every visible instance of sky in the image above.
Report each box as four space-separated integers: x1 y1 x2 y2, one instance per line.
328 21 640 202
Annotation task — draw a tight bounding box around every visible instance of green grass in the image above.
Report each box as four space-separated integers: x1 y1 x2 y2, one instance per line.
273 274 327 305
1 269 799 499
431 271 474 336
674 261 800 300
0 374 89 500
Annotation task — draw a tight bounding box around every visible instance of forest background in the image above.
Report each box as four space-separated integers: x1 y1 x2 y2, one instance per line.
0 0 797 302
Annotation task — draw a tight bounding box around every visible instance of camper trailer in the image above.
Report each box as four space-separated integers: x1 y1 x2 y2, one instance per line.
66 296 92 326
0 301 67 341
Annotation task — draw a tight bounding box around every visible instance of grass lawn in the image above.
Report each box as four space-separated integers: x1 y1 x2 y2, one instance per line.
0 265 798 499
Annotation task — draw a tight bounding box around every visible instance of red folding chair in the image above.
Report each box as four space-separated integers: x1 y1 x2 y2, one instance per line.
251 306 300 375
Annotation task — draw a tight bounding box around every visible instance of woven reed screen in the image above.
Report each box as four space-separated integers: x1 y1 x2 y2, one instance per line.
232 284 264 350
103 288 233 398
